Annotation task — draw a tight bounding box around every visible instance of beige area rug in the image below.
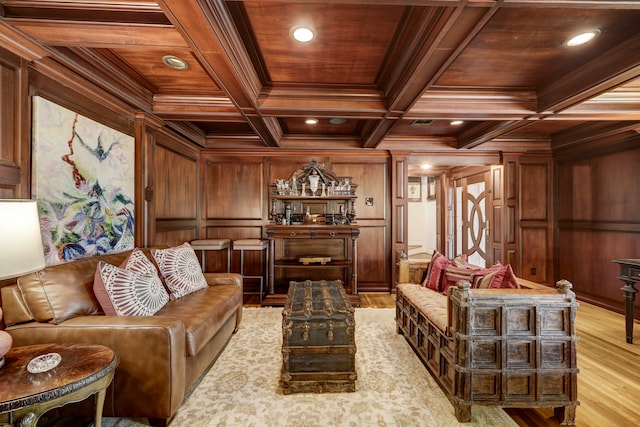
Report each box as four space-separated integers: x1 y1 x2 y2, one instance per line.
100 308 517 427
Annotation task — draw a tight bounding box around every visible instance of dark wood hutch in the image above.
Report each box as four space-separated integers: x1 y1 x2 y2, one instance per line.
264 161 361 306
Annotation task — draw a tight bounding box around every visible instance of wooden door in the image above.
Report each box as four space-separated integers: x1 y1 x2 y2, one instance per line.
455 171 491 267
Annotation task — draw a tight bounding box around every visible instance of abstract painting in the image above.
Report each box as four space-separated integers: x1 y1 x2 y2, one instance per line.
32 96 135 265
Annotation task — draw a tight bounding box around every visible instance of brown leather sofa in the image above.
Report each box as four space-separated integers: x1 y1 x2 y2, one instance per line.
1 247 243 426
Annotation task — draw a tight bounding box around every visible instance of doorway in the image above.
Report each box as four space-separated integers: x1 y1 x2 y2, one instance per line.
453 171 490 268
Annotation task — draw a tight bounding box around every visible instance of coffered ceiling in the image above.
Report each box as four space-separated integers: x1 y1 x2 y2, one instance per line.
1 0 640 170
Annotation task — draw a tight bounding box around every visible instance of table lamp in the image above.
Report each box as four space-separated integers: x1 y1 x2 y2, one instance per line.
0 199 46 368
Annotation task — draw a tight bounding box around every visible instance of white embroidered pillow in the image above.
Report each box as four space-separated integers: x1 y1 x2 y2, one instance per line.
151 243 208 299
94 259 170 316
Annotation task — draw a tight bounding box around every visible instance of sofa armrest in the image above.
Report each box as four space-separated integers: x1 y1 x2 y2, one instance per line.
204 272 243 289
6 315 187 418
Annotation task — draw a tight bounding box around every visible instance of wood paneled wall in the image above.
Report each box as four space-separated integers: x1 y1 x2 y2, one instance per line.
198 151 392 293
556 137 640 316
446 156 553 284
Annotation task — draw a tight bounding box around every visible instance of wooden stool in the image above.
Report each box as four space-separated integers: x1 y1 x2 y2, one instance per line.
190 239 231 273
233 239 269 302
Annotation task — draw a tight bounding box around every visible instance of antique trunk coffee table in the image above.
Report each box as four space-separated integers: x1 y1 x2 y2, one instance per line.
280 280 357 394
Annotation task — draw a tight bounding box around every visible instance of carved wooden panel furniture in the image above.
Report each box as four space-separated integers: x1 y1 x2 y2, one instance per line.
281 280 357 394
396 279 579 424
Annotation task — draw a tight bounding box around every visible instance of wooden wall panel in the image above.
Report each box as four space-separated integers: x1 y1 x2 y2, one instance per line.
518 157 552 283
155 229 198 247
520 227 548 282
154 145 198 219
0 50 27 198
520 163 548 221
357 225 388 291
556 142 640 317
205 160 263 220
332 162 387 220
332 159 390 292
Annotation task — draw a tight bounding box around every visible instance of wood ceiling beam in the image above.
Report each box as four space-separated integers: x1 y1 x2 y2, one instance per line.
5 19 188 48
258 87 388 119
456 120 535 149
537 33 640 114
0 20 50 60
153 94 246 122
409 88 538 120
362 3 503 148
1 1 164 13
157 0 282 147
227 0 640 8
551 121 640 150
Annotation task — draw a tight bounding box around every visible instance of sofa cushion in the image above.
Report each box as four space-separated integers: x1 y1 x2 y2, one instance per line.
422 250 450 292
152 243 208 299
0 285 35 326
94 259 170 316
155 283 242 357
17 251 131 324
472 263 520 289
442 265 478 292
397 284 449 332
94 248 169 316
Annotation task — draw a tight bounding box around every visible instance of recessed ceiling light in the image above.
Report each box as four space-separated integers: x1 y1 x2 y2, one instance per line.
162 55 189 70
305 118 319 125
291 26 316 43
329 118 346 125
565 30 600 47
450 120 464 126
421 164 432 170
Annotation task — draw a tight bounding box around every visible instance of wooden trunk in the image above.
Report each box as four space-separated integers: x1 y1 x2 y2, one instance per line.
280 280 357 394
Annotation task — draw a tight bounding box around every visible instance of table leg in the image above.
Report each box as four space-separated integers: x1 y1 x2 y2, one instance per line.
622 281 638 344
94 388 106 427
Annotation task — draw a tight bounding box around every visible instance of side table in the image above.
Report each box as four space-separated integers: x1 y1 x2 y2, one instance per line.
613 258 640 343
0 343 119 427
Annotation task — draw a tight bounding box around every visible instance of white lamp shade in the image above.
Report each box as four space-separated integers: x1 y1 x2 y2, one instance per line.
0 199 46 280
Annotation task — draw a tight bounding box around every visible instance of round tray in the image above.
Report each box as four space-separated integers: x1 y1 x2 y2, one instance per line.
27 352 62 373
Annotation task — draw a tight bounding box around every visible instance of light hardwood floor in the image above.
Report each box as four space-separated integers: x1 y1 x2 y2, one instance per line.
249 293 640 426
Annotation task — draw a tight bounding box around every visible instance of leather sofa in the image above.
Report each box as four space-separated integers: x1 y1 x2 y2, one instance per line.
396 258 580 425
1 247 243 426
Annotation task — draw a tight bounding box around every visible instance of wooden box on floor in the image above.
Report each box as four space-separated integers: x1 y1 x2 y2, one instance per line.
281 280 357 394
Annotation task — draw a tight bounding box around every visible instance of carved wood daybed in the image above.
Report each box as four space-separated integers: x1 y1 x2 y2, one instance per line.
396 256 579 425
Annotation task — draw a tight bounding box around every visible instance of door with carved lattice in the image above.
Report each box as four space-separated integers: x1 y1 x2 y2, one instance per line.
454 171 491 268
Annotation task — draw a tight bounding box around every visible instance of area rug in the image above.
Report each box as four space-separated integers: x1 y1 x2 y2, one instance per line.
101 308 517 427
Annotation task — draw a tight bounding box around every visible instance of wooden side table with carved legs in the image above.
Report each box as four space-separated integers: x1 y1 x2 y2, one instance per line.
0 343 118 427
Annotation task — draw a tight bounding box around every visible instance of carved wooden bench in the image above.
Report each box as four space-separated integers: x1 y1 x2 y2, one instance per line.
396 278 579 425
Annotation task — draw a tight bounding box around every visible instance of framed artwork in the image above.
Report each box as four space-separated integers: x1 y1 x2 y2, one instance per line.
427 177 436 200
408 177 421 202
32 96 135 265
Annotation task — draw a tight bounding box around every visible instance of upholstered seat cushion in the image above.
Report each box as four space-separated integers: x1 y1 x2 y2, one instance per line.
397 283 449 332
155 280 243 357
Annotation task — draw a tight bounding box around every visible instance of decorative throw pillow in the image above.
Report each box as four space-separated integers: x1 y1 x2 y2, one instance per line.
422 250 451 292
472 263 520 289
442 265 477 292
151 243 208 299
93 258 170 316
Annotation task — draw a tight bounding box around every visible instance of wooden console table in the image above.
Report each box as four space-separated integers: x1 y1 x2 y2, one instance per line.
613 258 640 343
0 343 118 427
264 224 360 306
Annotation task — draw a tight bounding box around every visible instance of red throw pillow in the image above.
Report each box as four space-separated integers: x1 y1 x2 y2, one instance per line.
472 263 520 289
442 265 477 292
422 250 451 292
